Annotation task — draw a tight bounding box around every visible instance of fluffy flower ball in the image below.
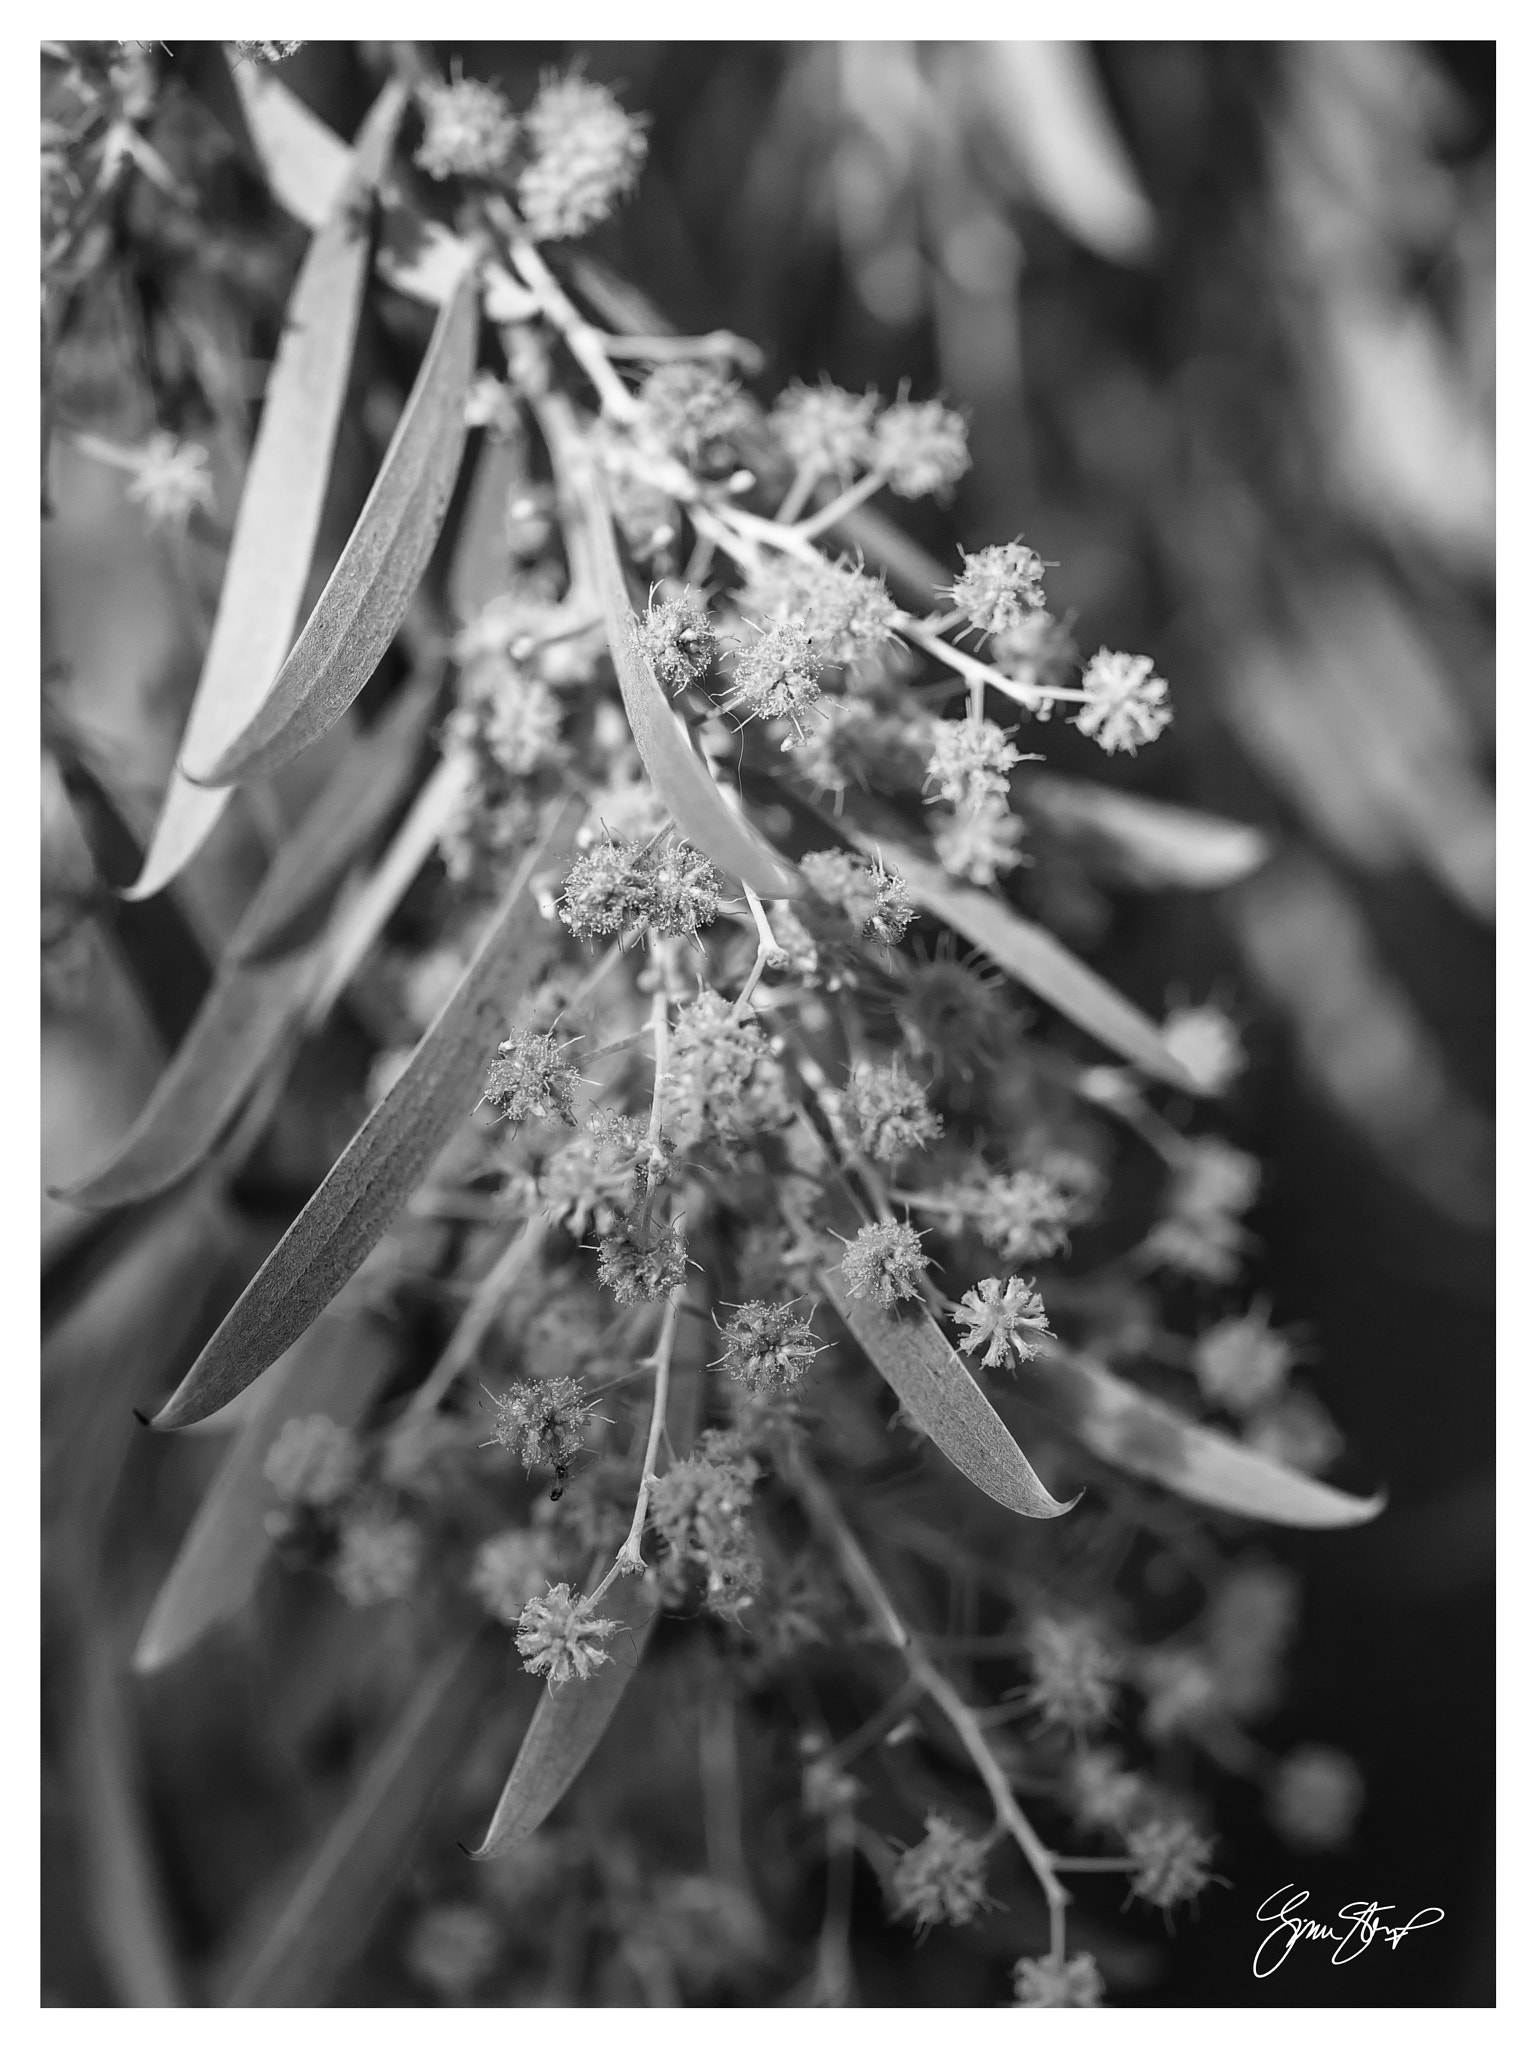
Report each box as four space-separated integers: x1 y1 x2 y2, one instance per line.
839 1060 941 1164
772 380 878 480
948 542 1047 637
874 399 970 499
1074 648 1173 755
1025 1613 1122 1731
263 1415 361 1509
840 1220 928 1308
717 1300 820 1392
954 1274 1050 1369
517 75 646 241
890 1815 991 1929
414 76 518 181
515 1582 618 1686
1013 1953 1105 2007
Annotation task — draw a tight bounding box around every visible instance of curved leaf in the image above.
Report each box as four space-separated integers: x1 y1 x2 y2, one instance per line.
190 265 480 786
856 834 1204 1091
1025 773 1270 892
819 1265 1077 1520
571 450 801 901
1009 1346 1385 1529
150 797 584 1429
133 1309 396 1674
125 80 407 901
212 1631 498 2005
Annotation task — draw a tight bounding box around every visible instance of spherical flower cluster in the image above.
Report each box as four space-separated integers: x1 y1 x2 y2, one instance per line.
948 542 1047 638
234 41 304 64
934 799 1029 886
635 589 715 694
1074 648 1173 756
873 398 970 499
925 717 1025 808
954 1274 1050 1369
1267 1745 1364 1852
1162 1004 1244 1095
662 990 790 1148
716 1300 820 1392
405 1900 502 2002
483 1376 595 1487
649 1434 762 1617
890 1815 991 1929
125 433 213 528
414 75 518 182
1012 1953 1106 2007
1146 1137 1260 1283
636 359 755 475
1192 1304 1295 1416
263 1415 361 1509
542 1108 657 1239
993 608 1081 711
797 697 931 799
1126 1813 1216 1912
722 620 824 738
771 380 879 481
1024 1613 1122 1730
1139 1647 1224 1741
800 849 914 947
517 74 647 242
470 1528 556 1624
331 1512 422 1607
596 1219 688 1304
1244 1390 1343 1475
742 554 899 668
515 1581 618 1686
839 1060 941 1163
559 832 721 945
482 1027 579 1126
840 1219 928 1308
1069 1747 1150 1834
440 659 566 888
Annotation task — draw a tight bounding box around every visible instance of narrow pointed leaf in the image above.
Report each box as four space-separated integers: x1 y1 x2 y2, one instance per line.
573 454 801 900
819 1266 1077 1520
1025 773 1271 891
151 798 584 1429
449 431 532 627
857 834 1203 1091
125 81 406 901
190 266 479 786
212 1631 498 2006
1009 1346 1385 1528
134 1309 396 1674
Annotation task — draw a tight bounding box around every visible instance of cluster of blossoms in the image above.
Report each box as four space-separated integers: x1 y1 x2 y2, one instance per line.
482 1027 580 1125
515 1581 618 1687
648 1434 763 1617
441 656 567 887
839 1219 929 1307
1012 1953 1106 2007
1146 1137 1261 1283
1191 1302 1297 1415
470 1527 556 1624
560 830 721 945
1074 649 1173 756
800 848 914 946
948 542 1047 639
797 694 932 800
541 1107 661 1240
953 1274 1051 1369
635 359 757 477
1023 1613 1122 1730
715 1300 820 1393
837 1059 941 1163
890 1816 992 1930
483 1376 596 1494
768 382 969 500
596 1217 689 1304
661 991 790 1149
125 432 214 529
924 714 1033 884
634 588 715 693
741 554 899 670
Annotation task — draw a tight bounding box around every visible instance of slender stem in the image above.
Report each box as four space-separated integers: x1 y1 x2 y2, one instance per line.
589 1281 685 1600
599 329 760 371
642 939 673 1192
774 462 821 526
793 470 885 542
497 213 639 423
730 883 783 1021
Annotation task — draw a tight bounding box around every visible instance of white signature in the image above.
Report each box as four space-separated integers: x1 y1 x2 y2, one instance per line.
1253 1886 1444 1977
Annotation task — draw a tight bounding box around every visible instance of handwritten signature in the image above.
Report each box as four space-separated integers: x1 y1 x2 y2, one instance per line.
1253 1887 1444 1977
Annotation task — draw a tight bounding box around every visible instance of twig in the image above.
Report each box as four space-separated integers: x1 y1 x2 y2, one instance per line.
588 1281 686 1605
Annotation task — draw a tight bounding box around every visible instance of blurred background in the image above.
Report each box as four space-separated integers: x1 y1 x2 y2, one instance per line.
42 41 1494 2005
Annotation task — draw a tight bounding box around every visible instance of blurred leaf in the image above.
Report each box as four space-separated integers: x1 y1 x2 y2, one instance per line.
1025 773 1271 892
1008 1347 1385 1528
851 834 1203 1090
212 1630 498 2006
448 432 531 628
191 266 479 786
126 80 407 901
151 797 584 1429
134 1309 397 1674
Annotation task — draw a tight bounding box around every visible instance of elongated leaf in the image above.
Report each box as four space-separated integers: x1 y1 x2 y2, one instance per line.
572 454 801 900
213 1631 498 2005
191 266 479 786
134 1309 396 1674
819 1266 1076 1520
126 81 406 901
855 833 1203 1091
1008 1346 1385 1529
449 431 531 628
1025 774 1270 891
152 798 584 1429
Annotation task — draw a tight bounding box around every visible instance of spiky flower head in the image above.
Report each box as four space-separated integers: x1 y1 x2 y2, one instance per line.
635 588 715 694
662 990 789 1148
1075 648 1173 756
1012 1953 1106 2007
1069 1747 1150 1835
742 554 898 669
971 1170 1076 1261
994 608 1081 717
934 798 1029 886
542 1107 658 1239
840 1060 941 1164
515 1581 618 1686
1025 1613 1122 1730
890 1815 991 1929
415 74 518 181
234 41 304 64
800 848 914 947
953 1274 1050 1369
482 1027 579 1126
1268 1746 1365 1853
517 74 646 241
925 717 1026 808
1147 1137 1260 1283
772 380 878 481
263 1415 361 1509
470 1528 556 1624
1126 1814 1216 1912
722 620 824 738
483 1376 595 1489
596 1219 688 1304
1192 1303 1295 1416
636 359 755 474
840 1219 928 1308
949 542 1046 637
797 696 930 799
125 433 213 528
717 1300 820 1392
649 1433 762 1617
331 1512 422 1607
874 398 970 499
559 831 721 945
1162 1004 1244 1095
